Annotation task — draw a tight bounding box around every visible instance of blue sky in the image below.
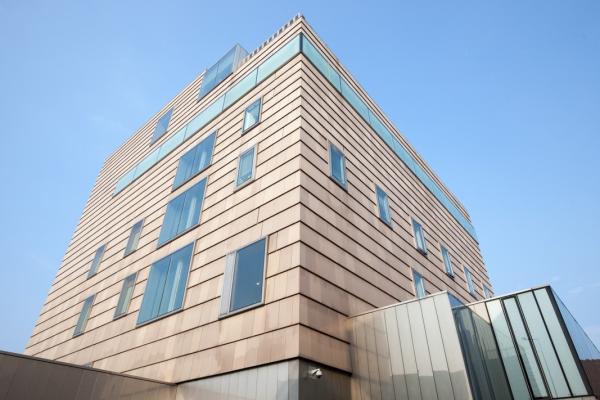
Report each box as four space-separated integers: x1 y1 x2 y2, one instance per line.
0 0 599 352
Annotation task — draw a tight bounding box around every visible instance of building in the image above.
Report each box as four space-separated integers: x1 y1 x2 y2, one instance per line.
9 15 597 400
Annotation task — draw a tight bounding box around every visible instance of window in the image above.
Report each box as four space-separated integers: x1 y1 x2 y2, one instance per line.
483 285 493 299
413 269 426 299
220 238 267 316
329 142 347 188
87 245 106 278
242 98 262 133
151 108 173 143
114 273 137 319
173 131 216 189
137 243 194 325
74 295 95 336
235 146 257 188
375 185 392 225
158 178 207 246
412 219 427 254
124 220 143 256
198 44 248 99
441 245 454 276
464 266 476 295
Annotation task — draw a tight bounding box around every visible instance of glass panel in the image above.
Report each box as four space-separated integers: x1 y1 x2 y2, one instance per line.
173 147 197 189
465 267 475 295
158 179 206 245
151 108 173 143
173 132 216 189
230 239 266 312
412 270 425 298
256 35 301 83
518 291 571 397
329 143 346 187
198 45 242 99
236 147 255 187
158 193 186 245
242 99 261 132
74 295 94 336
504 297 548 398
137 244 193 324
224 69 258 109
534 288 588 395
487 300 531 400
124 220 143 256
88 245 105 278
376 186 391 225
412 220 426 252
158 125 187 159
114 274 136 318
441 246 454 276
340 78 370 122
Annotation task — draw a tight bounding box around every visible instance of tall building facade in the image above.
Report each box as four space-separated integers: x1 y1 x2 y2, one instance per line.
15 15 597 400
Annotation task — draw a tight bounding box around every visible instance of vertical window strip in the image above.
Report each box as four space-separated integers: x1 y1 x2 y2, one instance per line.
413 269 426 299
124 220 143 256
441 245 454 276
412 219 427 254
465 266 475 295
329 142 347 188
235 146 257 188
74 295 95 336
151 108 173 143
114 273 137 318
87 245 106 278
173 131 216 189
376 185 392 225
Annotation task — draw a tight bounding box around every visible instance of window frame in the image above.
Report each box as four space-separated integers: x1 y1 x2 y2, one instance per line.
113 272 138 320
73 294 95 337
136 242 195 327
440 244 454 277
234 144 258 190
157 177 208 248
219 237 268 318
124 219 144 257
241 98 263 134
464 265 476 296
150 107 174 144
412 269 426 299
172 131 217 191
375 184 392 226
483 285 493 299
411 218 428 255
328 141 348 189
87 244 106 279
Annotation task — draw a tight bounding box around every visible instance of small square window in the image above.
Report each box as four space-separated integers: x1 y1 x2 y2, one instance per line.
464 266 476 295
220 238 267 316
413 269 426 299
235 146 257 188
151 108 173 143
441 245 454 276
74 295 95 336
329 142 347 188
114 273 137 319
87 245 106 278
124 220 144 256
375 185 392 226
242 99 262 133
412 219 427 254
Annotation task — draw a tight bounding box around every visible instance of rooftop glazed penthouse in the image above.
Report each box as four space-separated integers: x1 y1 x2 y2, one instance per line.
20 15 598 400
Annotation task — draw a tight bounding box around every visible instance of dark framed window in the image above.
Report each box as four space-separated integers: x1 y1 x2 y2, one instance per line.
137 243 194 325
328 142 347 188
173 131 216 189
87 245 106 278
411 219 427 254
124 220 144 256
375 185 392 225
441 245 454 276
464 266 476 295
235 145 257 188
242 98 262 133
114 273 137 319
158 178 207 246
151 108 173 143
74 295 95 336
413 269 426 299
220 238 267 316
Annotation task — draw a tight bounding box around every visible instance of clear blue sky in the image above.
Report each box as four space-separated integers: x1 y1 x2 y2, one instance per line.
1 0 599 353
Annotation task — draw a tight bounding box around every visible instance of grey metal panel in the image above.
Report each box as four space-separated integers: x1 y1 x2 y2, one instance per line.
396 304 422 400
407 301 438 400
383 307 409 400
420 297 454 400
432 295 473 400
373 311 395 399
287 359 299 400
0 353 21 399
364 313 383 399
276 360 289 400
352 315 371 400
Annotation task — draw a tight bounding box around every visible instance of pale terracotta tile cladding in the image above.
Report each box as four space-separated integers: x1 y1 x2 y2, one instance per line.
25 18 490 382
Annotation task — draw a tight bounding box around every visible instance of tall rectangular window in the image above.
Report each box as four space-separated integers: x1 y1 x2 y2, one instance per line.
220 238 267 316
173 131 216 189
87 244 106 278
73 295 95 336
124 220 144 256
242 98 262 133
158 178 207 246
329 142 347 188
412 219 427 254
137 243 194 325
483 285 492 299
151 108 173 143
235 146 256 188
413 269 426 299
114 273 137 319
375 185 392 225
464 266 476 295
441 245 454 276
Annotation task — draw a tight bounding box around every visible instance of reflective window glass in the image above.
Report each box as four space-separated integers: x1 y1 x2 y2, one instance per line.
173 132 216 189
329 143 347 188
413 269 426 298
375 185 391 225
88 245 106 278
242 99 262 132
235 146 256 187
158 179 207 245
151 108 173 143
441 245 454 276
412 219 427 253
74 295 95 336
114 274 136 318
124 220 143 256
